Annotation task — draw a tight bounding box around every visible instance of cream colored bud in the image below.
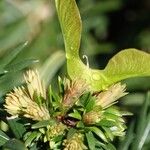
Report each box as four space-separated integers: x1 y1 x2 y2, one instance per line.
83 111 102 124
4 86 50 121
96 83 128 109
63 133 87 150
63 79 88 107
46 123 66 140
24 70 46 99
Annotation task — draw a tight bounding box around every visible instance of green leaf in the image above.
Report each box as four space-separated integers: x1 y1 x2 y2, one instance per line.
3 139 26 150
131 92 150 150
139 113 150 149
5 59 38 72
0 71 23 100
79 92 92 107
0 130 9 146
95 140 107 149
58 76 65 95
76 121 85 128
67 128 77 139
87 127 108 142
0 42 28 66
106 143 116 150
55 0 82 59
48 85 61 110
96 141 116 150
86 131 96 150
104 112 125 123
102 127 114 141
25 131 42 147
85 97 96 112
97 119 116 127
53 135 64 143
32 120 56 129
7 118 26 139
105 107 121 117
68 109 82 120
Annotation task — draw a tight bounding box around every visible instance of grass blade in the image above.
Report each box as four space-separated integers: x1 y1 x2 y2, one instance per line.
40 51 65 87
0 42 28 66
131 91 150 150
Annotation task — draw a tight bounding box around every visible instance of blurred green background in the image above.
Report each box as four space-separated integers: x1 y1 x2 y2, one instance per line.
0 0 150 149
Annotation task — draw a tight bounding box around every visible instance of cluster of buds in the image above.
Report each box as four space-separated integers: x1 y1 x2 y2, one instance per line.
24 70 46 99
46 123 66 139
63 133 87 150
4 70 50 121
83 83 127 125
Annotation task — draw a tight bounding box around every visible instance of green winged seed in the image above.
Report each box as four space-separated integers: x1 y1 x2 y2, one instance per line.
56 0 150 92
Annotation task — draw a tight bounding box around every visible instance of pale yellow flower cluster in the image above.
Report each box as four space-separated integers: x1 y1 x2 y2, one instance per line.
4 70 50 121
63 133 87 150
24 70 46 99
47 123 66 139
96 83 128 109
